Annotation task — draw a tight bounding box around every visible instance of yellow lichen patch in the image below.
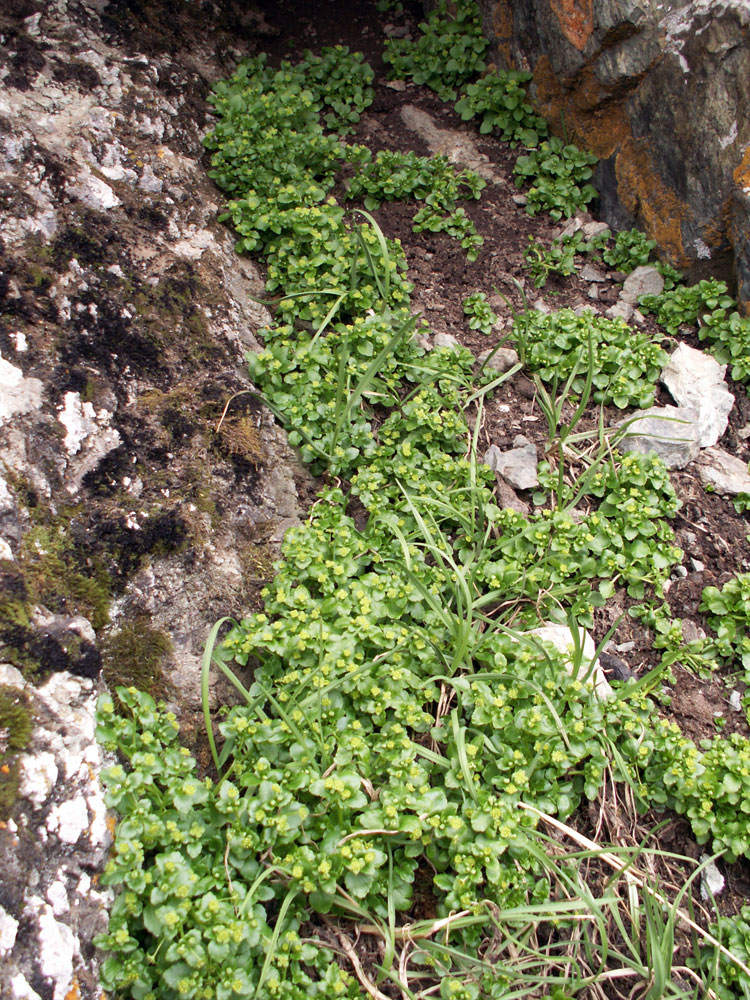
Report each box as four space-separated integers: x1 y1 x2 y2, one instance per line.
550 0 594 51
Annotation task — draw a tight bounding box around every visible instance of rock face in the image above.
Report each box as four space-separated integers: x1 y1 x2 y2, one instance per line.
0 1 308 997
479 0 750 311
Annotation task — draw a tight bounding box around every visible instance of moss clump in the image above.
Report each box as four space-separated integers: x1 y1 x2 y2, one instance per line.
0 684 33 820
100 618 173 697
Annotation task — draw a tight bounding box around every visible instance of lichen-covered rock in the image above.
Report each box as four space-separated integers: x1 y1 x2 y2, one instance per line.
0 1 301 995
479 0 750 311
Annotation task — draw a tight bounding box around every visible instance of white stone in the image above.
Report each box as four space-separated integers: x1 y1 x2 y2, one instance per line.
11 973 43 1000
695 447 750 495
18 752 59 806
47 797 89 845
0 353 44 425
700 856 725 900
66 168 120 211
0 663 26 688
525 624 613 699
730 690 743 712
661 343 734 447
46 880 69 916
0 904 19 956
0 537 13 560
617 405 700 468
58 392 98 455
37 905 77 1000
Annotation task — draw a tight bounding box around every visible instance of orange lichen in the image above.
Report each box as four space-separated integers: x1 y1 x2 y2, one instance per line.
64 977 81 1000
531 55 690 267
491 1 514 67
734 145 750 192
550 0 594 51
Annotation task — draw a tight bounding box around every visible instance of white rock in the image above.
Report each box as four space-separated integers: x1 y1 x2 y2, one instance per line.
11 972 43 1000
617 405 701 468
695 447 750 495
0 354 44 426
47 795 89 844
730 690 743 712
58 392 99 455
37 905 77 1000
620 265 664 304
18 752 59 806
0 904 19 956
485 435 538 490
700 856 725 900
46 881 69 917
661 343 734 447
0 663 26 688
0 537 13 560
66 168 120 211
525 624 613 699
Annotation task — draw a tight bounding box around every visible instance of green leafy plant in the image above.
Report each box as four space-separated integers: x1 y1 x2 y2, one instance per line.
523 235 578 287
462 291 497 334
514 137 598 220
512 308 668 408
454 70 548 146
383 0 489 101
601 228 657 272
639 278 735 335
698 309 750 384
344 150 485 212
413 204 484 261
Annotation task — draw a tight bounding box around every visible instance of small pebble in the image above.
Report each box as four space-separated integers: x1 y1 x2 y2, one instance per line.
691 557 705 573
672 565 688 579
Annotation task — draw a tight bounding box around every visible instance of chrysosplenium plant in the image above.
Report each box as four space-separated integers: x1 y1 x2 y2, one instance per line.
95 26 750 1000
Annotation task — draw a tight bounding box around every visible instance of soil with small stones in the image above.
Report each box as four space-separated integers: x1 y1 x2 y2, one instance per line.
249 0 750 941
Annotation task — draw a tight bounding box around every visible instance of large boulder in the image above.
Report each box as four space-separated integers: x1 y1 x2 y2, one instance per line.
478 0 750 311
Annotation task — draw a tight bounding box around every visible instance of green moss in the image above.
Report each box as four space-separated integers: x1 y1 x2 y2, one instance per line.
101 618 173 697
0 684 33 820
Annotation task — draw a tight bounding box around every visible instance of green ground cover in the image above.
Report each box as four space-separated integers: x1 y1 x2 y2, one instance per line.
95 5 750 998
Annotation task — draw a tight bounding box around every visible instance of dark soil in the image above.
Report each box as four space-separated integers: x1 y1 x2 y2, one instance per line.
241 0 750 941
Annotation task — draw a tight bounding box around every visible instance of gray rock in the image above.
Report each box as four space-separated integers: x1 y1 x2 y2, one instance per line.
661 343 734 448
620 265 664 304
0 354 43 426
606 300 634 322
476 346 519 373
617 405 701 468
580 263 607 282
695 447 750 495
494 476 530 516
582 221 611 239
484 434 539 490
433 332 461 351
